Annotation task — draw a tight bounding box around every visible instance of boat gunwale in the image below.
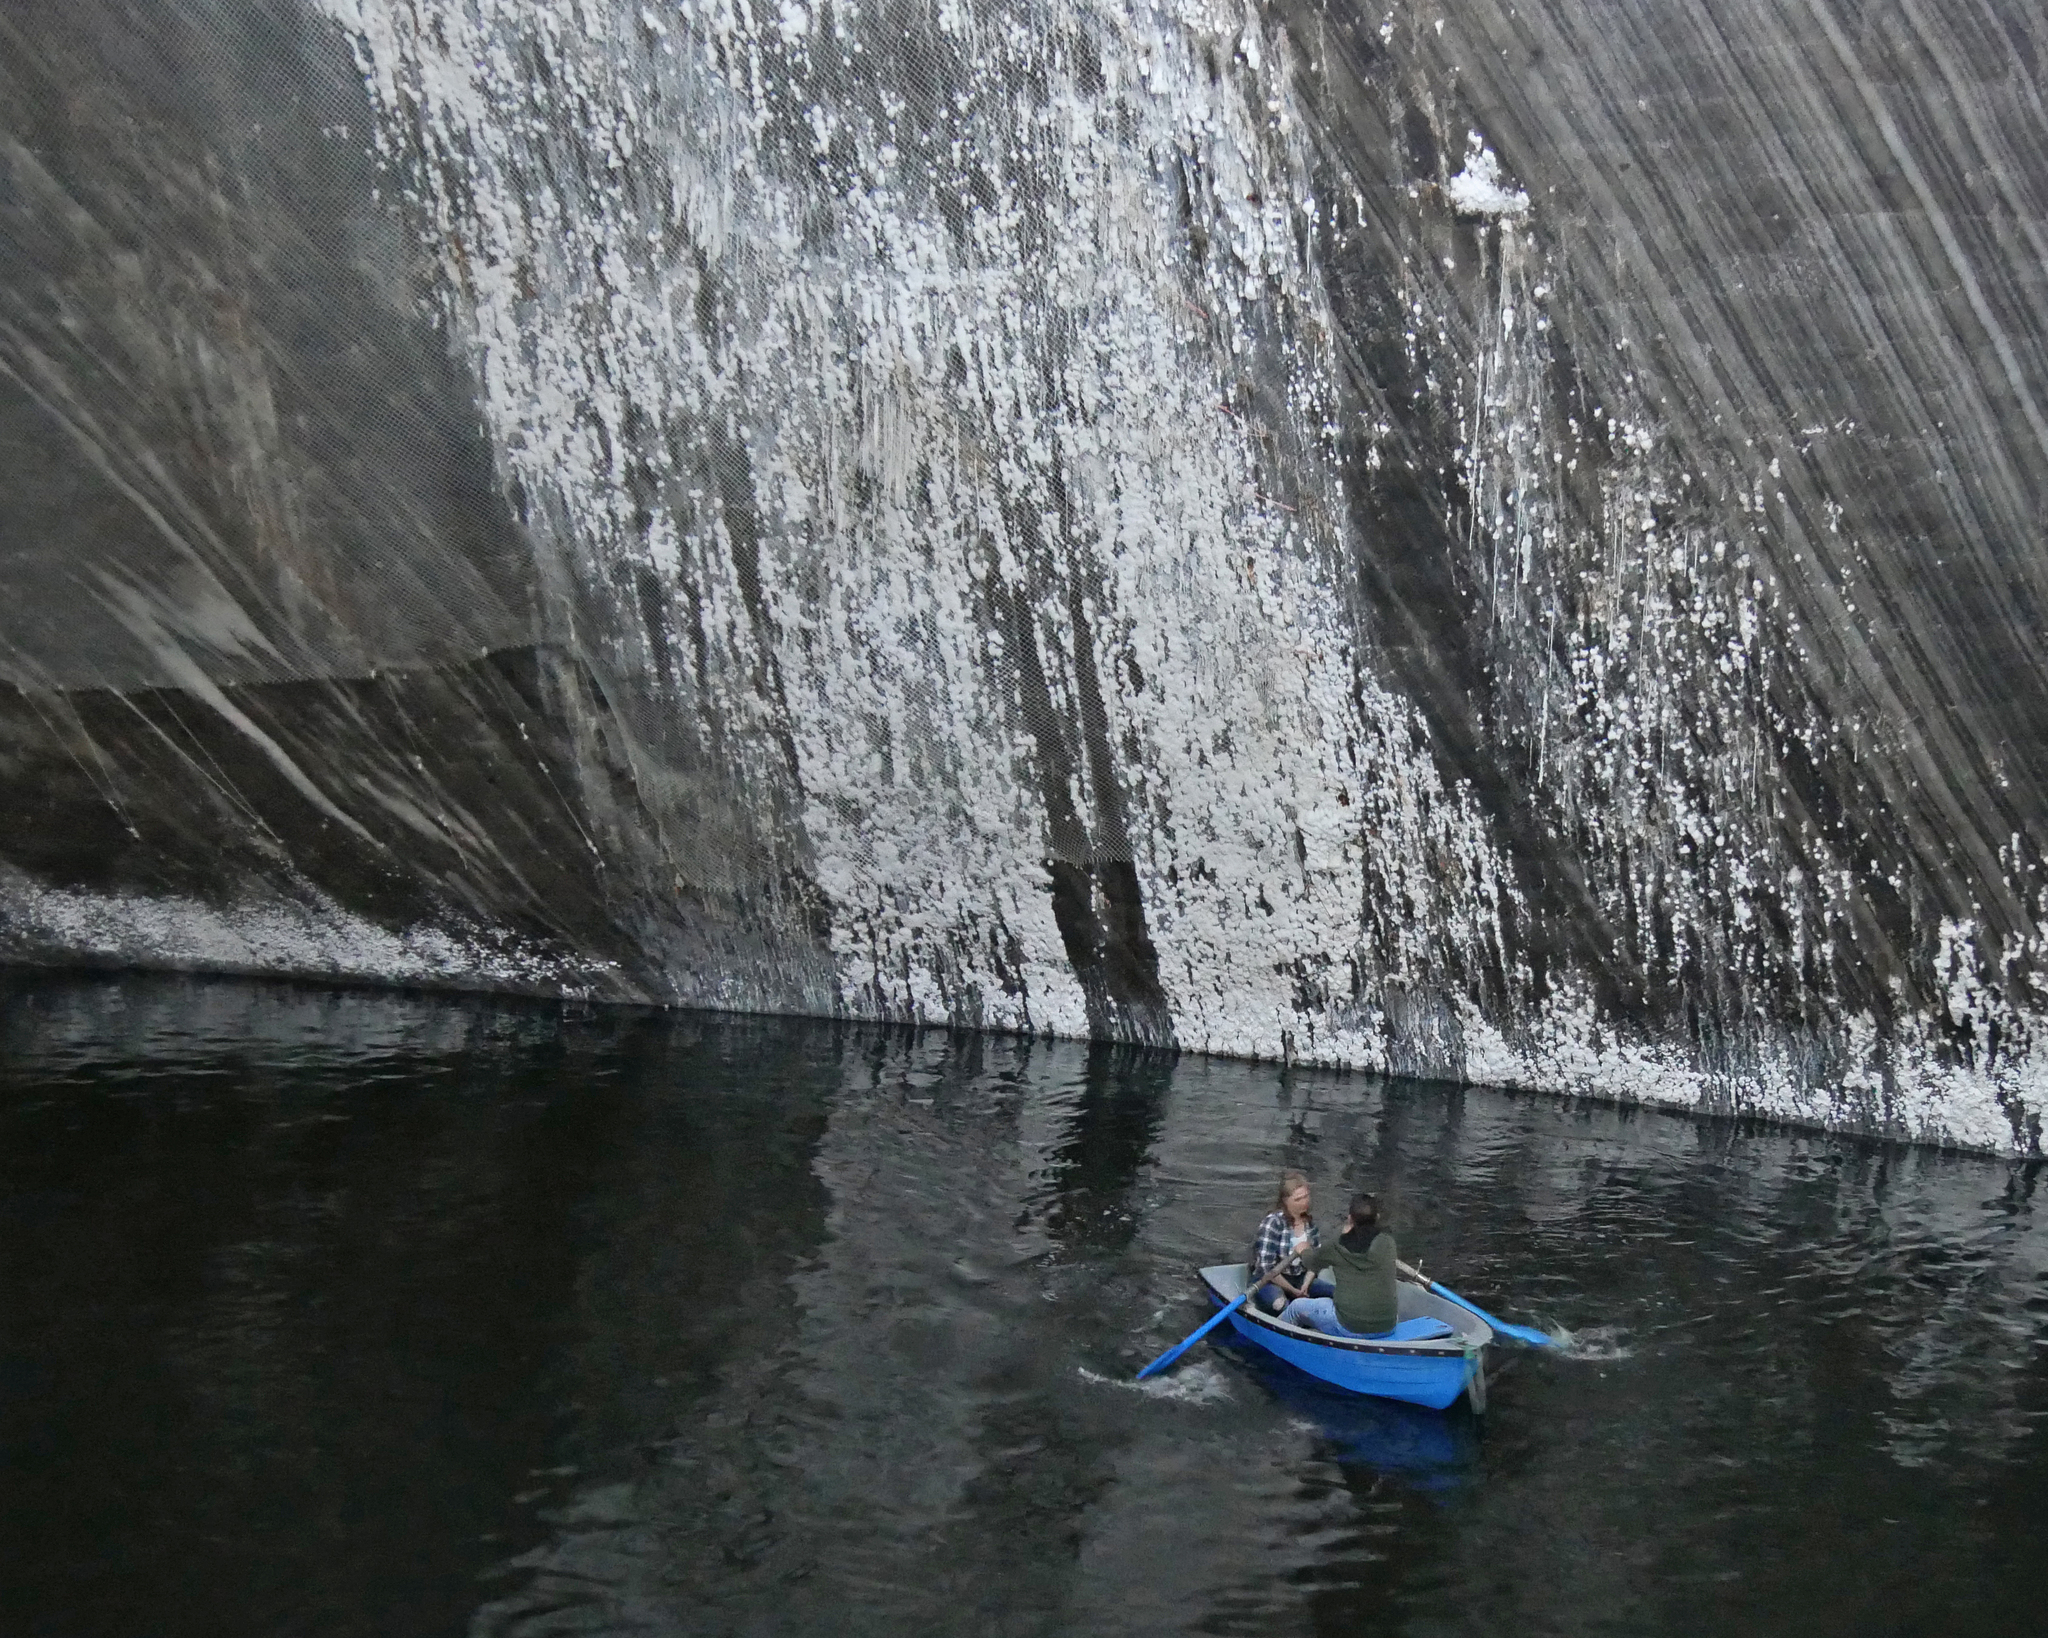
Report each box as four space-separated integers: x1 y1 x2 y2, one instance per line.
1197 1263 1487 1357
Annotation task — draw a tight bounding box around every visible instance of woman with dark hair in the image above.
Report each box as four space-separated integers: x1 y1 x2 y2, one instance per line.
1280 1192 1401 1338
1247 1170 1333 1316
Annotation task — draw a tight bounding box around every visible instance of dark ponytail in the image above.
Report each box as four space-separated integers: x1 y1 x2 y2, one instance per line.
1339 1192 1380 1252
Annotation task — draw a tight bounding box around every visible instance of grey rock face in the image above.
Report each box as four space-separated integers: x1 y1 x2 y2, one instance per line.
3 0 2046 1150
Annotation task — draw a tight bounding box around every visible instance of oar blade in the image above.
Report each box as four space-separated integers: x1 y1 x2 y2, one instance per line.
1425 1278 1556 1349
1134 1292 1247 1379
1134 1337 1194 1381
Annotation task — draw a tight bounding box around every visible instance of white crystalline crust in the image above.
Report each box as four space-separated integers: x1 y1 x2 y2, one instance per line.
2 876 612 996
249 0 2045 1153
1445 137 1531 219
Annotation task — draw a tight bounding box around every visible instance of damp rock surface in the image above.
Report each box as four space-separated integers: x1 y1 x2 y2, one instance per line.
6 2 2048 1150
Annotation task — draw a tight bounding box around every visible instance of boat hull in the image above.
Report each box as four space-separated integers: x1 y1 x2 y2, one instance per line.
1198 1264 1489 1413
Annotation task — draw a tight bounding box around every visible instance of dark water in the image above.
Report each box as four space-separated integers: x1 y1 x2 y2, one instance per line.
3 974 2045 1638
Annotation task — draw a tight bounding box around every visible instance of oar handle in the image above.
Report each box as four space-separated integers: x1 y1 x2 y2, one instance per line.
1255 1235 1318 1298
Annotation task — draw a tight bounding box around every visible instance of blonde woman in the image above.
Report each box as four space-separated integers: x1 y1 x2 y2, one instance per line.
1247 1170 1334 1316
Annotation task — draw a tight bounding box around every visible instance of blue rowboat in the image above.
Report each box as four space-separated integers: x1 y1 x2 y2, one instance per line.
1197 1263 1492 1413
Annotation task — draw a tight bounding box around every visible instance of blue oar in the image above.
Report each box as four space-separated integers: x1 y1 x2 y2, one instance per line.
1135 1252 1294 1380
1398 1259 1555 1348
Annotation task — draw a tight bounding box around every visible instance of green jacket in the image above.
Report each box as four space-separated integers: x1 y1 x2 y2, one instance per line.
1309 1229 1399 1336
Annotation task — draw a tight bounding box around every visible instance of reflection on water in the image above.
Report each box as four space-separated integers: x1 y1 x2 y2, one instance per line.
1224 1346 1481 1478
3 973 2045 1637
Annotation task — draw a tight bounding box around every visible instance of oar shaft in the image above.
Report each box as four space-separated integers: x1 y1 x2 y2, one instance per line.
1134 1248 1303 1380
1396 1258 1554 1348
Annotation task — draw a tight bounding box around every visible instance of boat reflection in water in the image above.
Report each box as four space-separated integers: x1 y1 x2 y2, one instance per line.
1210 1325 1484 1485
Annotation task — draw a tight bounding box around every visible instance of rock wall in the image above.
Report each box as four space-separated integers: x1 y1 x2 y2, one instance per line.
5 0 2048 1151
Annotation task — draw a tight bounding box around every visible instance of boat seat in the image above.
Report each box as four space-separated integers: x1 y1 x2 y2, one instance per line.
1371 1317 1458 1342
1275 1313 1459 1342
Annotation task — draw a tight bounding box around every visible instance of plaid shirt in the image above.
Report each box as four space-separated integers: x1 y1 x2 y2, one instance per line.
1250 1211 1320 1288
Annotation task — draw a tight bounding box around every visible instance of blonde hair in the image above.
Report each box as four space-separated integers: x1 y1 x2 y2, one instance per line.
1274 1169 1311 1210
